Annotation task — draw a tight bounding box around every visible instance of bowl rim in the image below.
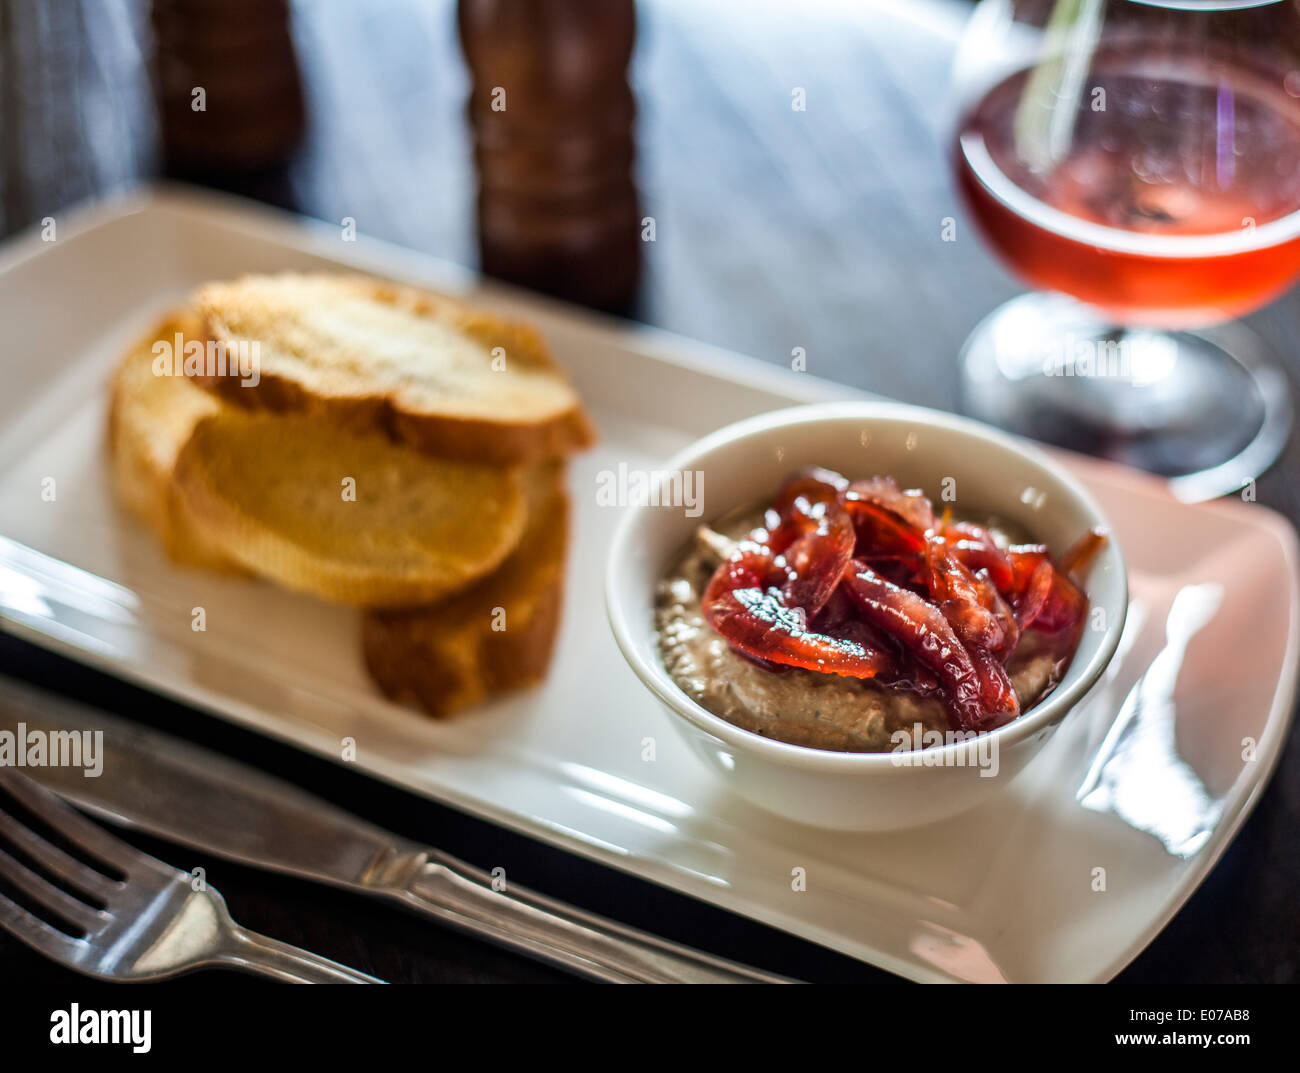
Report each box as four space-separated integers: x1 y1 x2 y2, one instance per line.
605 400 1130 773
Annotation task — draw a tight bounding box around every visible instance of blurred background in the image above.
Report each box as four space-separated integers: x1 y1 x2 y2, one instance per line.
6 0 1300 483
0 0 1045 413
8 0 1298 499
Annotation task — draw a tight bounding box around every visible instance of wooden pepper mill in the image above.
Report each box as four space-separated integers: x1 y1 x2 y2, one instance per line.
458 0 641 312
151 0 305 174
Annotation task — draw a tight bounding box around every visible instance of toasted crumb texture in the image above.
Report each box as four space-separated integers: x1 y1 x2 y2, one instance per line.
171 409 527 607
195 272 596 465
361 463 569 717
107 311 242 572
108 293 578 717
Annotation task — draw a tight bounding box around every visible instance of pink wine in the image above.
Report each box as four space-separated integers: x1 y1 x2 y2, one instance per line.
956 56 1300 326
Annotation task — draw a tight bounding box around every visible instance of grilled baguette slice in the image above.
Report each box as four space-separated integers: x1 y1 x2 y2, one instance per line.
194 272 595 466
361 463 569 717
107 311 241 571
171 408 527 607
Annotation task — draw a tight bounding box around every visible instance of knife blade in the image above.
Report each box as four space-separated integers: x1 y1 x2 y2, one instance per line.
0 676 788 983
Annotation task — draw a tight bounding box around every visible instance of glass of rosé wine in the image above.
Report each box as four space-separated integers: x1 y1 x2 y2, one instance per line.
952 0 1299 499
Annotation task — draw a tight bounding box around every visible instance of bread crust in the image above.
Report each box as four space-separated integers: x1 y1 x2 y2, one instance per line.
361 466 569 717
195 273 597 466
107 311 243 573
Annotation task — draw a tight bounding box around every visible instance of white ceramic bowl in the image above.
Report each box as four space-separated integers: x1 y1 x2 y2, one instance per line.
606 401 1128 832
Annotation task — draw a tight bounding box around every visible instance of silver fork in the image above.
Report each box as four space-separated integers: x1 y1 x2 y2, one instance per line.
0 769 381 982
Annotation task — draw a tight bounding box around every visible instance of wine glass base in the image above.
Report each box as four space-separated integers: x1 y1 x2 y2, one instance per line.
958 293 1293 501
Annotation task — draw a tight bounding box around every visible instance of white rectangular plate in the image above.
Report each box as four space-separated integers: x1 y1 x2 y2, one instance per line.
0 186 1296 982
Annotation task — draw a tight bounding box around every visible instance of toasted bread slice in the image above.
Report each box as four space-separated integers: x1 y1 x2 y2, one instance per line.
171 409 527 607
361 463 569 717
193 273 595 466
107 312 242 571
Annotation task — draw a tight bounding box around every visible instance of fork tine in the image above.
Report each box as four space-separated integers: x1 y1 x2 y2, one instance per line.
0 806 119 904
0 768 138 876
0 888 88 966
0 845 106 934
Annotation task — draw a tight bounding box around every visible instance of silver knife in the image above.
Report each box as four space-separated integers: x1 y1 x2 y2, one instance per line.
0 676 788 983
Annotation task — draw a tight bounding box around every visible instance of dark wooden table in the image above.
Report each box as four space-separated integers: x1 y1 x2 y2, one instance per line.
0 0 1296 984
